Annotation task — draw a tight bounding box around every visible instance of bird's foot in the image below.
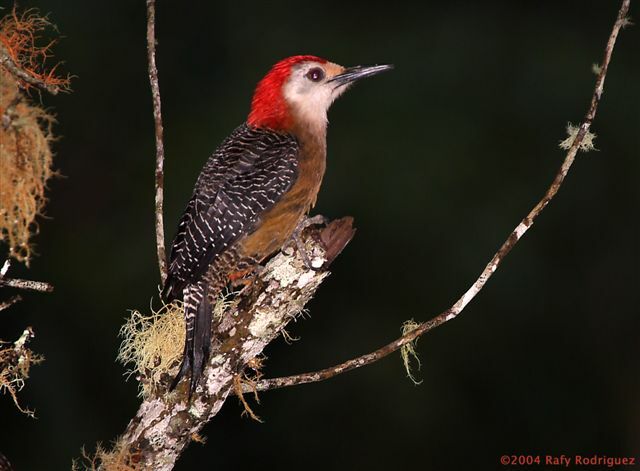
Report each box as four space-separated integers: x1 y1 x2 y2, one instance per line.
283 215 328 271
299 214 329 229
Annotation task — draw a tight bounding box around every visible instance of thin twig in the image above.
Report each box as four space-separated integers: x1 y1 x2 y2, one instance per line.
251 0 631 394
0 277 53 293
0 259 53 293
0 43 60 95
0 295 22 311
146 0 168 284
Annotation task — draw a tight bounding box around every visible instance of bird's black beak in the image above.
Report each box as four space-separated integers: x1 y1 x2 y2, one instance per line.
328 64 393 88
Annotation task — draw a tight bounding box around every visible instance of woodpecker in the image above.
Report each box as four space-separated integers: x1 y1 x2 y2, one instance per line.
163 55 392 396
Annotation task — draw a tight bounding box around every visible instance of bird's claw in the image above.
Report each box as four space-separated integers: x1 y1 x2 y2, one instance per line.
284 215 328 271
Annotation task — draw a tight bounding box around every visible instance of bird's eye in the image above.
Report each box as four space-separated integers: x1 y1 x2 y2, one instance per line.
306 67 325 82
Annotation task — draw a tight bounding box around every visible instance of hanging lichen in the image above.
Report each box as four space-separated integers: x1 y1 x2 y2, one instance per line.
0 7 70 264
400 319 423 385
0 327 44 417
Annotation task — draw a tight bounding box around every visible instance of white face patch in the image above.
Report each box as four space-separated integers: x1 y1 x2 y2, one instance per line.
282 61 347 133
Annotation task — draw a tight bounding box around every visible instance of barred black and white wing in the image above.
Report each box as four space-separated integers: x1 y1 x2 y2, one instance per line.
162 124 299 396
162 124 299 302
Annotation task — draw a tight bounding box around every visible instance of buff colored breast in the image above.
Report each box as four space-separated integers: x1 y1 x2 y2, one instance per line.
239 128 326 261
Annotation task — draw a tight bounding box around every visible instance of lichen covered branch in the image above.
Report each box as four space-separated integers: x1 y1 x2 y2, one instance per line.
0 8 71 95
107 218 354 470
0 43 60 95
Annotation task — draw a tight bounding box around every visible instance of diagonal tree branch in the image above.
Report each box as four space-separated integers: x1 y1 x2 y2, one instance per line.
249 0 632 394
146 0 168 285
113 218 354 470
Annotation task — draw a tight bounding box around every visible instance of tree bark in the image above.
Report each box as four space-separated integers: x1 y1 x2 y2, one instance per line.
115 218 354 470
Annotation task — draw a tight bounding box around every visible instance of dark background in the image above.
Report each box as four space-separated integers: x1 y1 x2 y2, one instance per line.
1 1 639 470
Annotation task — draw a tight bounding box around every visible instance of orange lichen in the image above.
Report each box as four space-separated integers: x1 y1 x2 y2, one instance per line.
0 69 55 263
0 7 69 263
0 7 71 93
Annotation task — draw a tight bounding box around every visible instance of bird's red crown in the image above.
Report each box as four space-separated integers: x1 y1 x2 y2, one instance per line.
248 55 328 131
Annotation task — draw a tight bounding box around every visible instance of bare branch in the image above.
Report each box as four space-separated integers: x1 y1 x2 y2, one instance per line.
0 259 53 293
146 0 168 285
0 277 53 293
250 0 632 394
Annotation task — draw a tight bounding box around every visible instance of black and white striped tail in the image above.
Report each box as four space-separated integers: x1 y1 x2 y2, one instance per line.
170 281 212 398
170 250 245 398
